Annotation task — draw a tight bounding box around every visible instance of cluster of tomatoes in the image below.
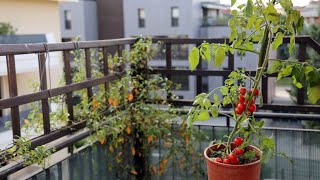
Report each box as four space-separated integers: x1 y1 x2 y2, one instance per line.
215 137 244 165
235 87 259 115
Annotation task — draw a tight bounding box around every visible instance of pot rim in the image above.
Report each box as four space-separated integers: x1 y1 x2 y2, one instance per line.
204 143 262 167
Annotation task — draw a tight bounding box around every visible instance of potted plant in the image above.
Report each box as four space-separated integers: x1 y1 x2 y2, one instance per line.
188 0 320 179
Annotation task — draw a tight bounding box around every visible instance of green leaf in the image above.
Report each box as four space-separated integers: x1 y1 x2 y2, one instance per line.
197 110 210 121
305 66 314 77
215 46 226 67
230 29 238 42
308 85 320 104
189 47 199 71
210 106 219 118
297 16 304 33
246 14 256 30
264 3 279 23
262 136 275 149
242 150 256 159
289 35 295 54
292 75 303 89
203 98 211 109
200 43 211 62
213 94 219 102
254 18 263 31
245 0 253 17
7 145 17 154
272 32 284 50
267 60 281 74
231 0 237 7
220 86 229 96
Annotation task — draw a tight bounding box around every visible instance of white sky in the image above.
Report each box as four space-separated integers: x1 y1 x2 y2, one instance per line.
220 0 312 7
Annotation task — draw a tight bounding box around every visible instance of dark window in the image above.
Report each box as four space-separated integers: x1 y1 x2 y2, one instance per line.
64 10 72 30
138 8 145 28
171 7 179 27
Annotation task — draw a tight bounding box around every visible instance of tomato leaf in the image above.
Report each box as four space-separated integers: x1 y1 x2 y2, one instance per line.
308 85 320 104
189 47 199 71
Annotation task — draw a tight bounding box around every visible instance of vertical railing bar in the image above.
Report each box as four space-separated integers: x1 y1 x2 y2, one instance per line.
171 125 175 180
262 76 268 104
102 47 109 102
85 48 93 101
228 52 234 70
166 43 172 100
57 162 62 180
297 41 306 105
63 51 74 125
45 168 50 180
196 44 203 95
6 55 21 138
308 131 311 180
38 53 51 134
275 129 278 180
226 116 230 135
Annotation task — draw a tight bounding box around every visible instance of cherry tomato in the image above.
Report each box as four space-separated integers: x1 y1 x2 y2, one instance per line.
250 88 260 96
215 157 223 163
230 157 239 165
248 104 256 113
239 87 246 95
239 95 245 103
235 108 242 115
227 153 237 162
223 158 230 164
237 103 246 112
234 137 243 146
234 148 244 155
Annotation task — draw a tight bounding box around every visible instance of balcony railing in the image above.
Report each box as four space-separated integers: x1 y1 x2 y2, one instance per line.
0 36 320 179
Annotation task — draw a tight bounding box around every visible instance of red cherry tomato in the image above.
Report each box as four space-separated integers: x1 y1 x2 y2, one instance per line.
230 157 239 165
234 148 244 155
223 158 230 164
238 95 245 103
215 157 223 163
250 88 260 96
239 87 246 95
248 104 256 113
234 137 243 146
235 108 242 115
227 153 237 162
237 103 246 112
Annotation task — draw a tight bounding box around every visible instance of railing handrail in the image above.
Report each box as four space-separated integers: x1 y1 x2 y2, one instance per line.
0 38 136 55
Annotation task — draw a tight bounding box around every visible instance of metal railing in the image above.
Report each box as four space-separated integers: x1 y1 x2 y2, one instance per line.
0 36 319 178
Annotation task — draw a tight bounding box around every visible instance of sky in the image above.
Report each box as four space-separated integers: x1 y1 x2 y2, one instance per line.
220 0 312 7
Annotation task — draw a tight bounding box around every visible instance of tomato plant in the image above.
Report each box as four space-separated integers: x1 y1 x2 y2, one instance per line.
188 0 319 165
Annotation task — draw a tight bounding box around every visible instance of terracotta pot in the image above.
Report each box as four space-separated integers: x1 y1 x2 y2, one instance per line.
204 144 261 180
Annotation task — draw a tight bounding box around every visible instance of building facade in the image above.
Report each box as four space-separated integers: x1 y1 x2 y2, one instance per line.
0 0 72 118
59 0 98 41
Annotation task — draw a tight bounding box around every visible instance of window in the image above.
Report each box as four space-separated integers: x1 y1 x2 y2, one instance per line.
64 10 72 30
171 7 179 27
138 8 145 28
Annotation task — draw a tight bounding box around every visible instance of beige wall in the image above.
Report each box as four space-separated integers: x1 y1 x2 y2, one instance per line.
0 0 61 42
0 0 65 118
